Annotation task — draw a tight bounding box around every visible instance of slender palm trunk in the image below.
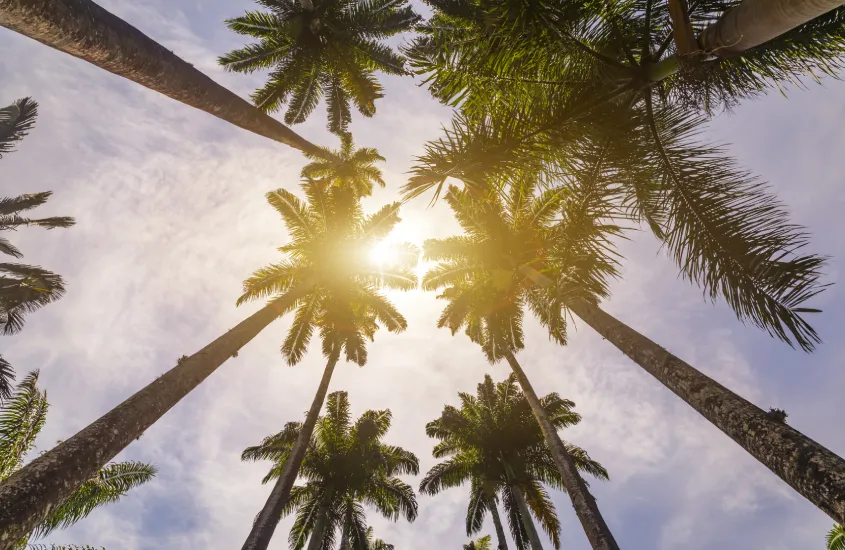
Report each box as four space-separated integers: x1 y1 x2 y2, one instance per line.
503 351 620 550
699 0 845 54
568 299 845 525
306 502 331 550
488 499 509 550
0 287 312 549
241 354 340 550
339 524 349 550
0 0 327 157
510 484 544 550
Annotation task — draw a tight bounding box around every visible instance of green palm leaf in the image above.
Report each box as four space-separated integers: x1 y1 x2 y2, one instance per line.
829 524 845 550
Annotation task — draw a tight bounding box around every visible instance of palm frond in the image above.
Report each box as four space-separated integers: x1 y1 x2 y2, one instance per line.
31 461 156 538
0 98 38 157
643 100 826 351
0 370 47 480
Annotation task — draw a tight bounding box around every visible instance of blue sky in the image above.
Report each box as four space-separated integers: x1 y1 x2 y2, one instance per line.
2 1 845 548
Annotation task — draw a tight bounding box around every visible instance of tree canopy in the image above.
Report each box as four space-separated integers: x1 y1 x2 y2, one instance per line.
220 0 420 134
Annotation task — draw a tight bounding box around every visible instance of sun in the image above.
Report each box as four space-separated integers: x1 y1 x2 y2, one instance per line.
369 239 400 267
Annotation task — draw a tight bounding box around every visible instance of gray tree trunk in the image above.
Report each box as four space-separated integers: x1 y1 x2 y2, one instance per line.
509 484 544 550
568 299 845 525
504 351 620 550
339 524 349 550
699 0 845 53
0 286 313 549
306 503 332 550
241 353 340 550
488 498 510 550
299 0 315 11
0 0 327 157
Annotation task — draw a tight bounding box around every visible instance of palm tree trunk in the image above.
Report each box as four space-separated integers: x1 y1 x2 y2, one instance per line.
488 500 509 550
568 299 845 525
241 353 340 550
504 351 620 550
0 286 313 549
339 524 349 550
699 0 845 54
306 502 332 550
509 484 544 550
299 0 315 10
0 0 327 157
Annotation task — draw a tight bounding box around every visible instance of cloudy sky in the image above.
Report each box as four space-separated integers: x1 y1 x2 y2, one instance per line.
2 1 844 549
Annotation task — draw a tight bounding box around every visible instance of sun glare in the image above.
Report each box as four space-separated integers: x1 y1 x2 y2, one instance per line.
369 239 400 267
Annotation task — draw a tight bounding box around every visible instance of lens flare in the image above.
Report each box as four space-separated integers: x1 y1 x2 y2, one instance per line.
369 239 400 267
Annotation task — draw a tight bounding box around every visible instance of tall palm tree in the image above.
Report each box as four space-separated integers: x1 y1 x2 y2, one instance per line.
422 181 619 550
0 0 326 156
0 182 415 547
829 524 845 550
0 371 156 550
403 0 845 525
361 527 393 550
220 0 419 135
237 182 416 550
338 526 394 550
464 536 492 550
421 374 609 550
242 391 418 550
301 134 386 198
1 98 75 399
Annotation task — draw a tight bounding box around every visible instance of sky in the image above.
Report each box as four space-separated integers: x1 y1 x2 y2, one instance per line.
1 1 845 549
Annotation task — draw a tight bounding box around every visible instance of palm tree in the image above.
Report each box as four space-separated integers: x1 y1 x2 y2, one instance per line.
0 182 415 546
404 0 845 525
0 0 326 156
0 371 156 550
1 98 75 399
361 527 393 550
421 175 620 550
219 0 420 134
464 536 492 550
339 526 394 550
242 391 417 550
421 374 609 550
236 182 416 550
301 134 386 198
829 524 845 550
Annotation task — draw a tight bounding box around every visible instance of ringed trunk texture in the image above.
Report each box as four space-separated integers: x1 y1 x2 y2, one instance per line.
488 498 510 550
510 484 545 550
0 287 312 548
504 351 620 550
0 0 328 157
569 299 845 525
699 0 845 54
241 354 339 550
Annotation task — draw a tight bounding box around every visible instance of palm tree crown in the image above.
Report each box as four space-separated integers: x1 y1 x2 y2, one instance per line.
422 179 621 362
464 535 492 550
302 133 386 198
238 180 417 366
242 391 418 549
403 0 831 352
421 374 609 549
0 371 156 548
220 0 420 134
